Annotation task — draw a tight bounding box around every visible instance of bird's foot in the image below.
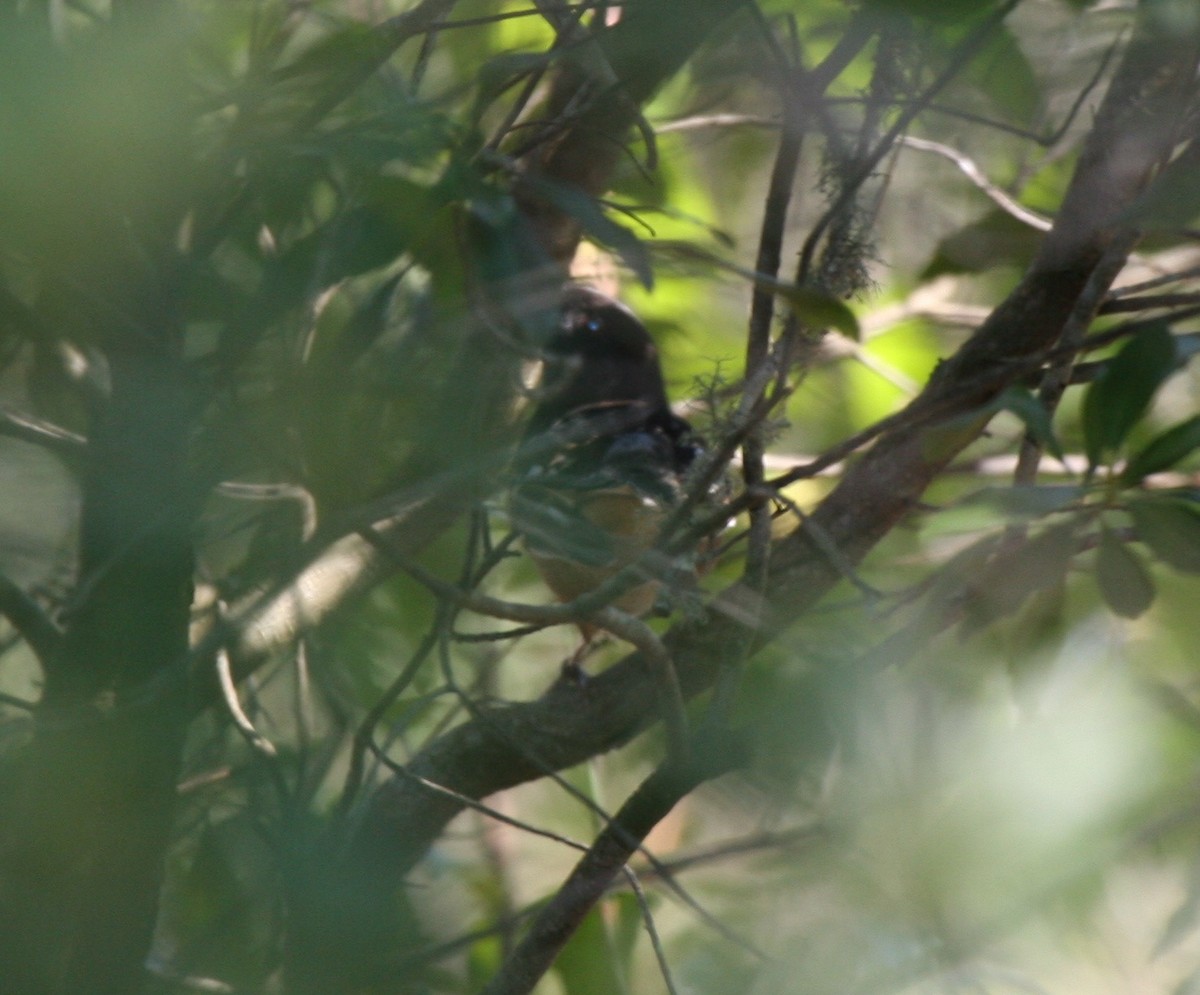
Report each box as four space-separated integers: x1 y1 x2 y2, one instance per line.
559 639 595 688
559 658 590 689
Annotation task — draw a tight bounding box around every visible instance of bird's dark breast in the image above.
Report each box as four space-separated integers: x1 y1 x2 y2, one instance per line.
532 351 668 435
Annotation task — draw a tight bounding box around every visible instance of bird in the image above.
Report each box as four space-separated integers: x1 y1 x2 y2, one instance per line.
510 285 704 647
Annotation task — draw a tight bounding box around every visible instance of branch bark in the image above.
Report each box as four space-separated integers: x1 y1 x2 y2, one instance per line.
1 348 196 995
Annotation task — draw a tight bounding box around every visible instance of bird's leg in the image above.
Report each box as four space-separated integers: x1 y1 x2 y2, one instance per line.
559 628 599 686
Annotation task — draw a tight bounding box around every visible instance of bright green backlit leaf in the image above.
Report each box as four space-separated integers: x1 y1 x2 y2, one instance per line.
466 935 503 989
1096 526 1155 619
1122 414 1200 484
782 284 860 339
495 0 558 51
1082 323 1177 468
650 242 860 337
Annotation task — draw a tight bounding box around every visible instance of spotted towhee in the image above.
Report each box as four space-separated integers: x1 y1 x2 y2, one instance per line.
511 286 704 640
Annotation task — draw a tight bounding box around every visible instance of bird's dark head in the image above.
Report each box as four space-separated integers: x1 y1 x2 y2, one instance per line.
527 286 672 435
535 283 676 420
550 285 661 363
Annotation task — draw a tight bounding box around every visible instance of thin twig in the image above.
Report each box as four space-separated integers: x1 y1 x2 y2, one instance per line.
0 572 63 666
627 823 825 882
338 627 440 816
769 488 882 602
0 406 87 462
479 747 743 995
898 135 1053 231
0 691 36 711
1099 290 1200 314
215 647 278 758
622 866 680 995
419 2 606 34
453 622 550 642
215 481 318 541
370 743 591 854
723 8 815 728
358 524 692 764
1108 263 1200 298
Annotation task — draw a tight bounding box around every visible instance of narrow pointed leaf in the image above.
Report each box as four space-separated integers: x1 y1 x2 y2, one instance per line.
1122 414 1200 484
995 386 1064 460
1082 322 1177 467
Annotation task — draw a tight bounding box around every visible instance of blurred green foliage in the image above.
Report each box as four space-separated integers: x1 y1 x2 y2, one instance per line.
1 1 1199 993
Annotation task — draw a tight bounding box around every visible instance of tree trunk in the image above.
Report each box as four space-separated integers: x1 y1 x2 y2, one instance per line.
0 341 195 994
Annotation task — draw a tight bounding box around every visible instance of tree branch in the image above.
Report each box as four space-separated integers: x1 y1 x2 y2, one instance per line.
327 10 1199 984
0 572 62 666
479 744 744 995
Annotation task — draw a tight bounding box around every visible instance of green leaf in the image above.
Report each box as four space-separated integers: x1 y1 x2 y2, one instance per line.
963 484 1083 518
475 51 556 108
510 488 619 567
781 284 860 339
863 0 995 23
651 241 859 337
993 386 1064 460
960 521 1080 636
555 904 627 995
1129 497 1200 573
466 935 503 989
1096 526 1155 619
258 177 439 311
1082 323 1177 468
921 209 1042 279
271 20 394 106
1122 414 1200 484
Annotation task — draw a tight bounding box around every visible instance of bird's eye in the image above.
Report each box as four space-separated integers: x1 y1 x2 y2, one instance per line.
585 317 603 332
